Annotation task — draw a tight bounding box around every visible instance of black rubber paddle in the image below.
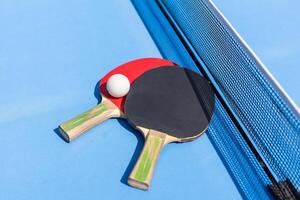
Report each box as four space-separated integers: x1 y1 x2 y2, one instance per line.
124 67 215 190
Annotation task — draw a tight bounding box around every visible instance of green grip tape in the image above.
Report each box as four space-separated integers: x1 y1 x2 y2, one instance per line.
60 103 108 132
134 134 164 182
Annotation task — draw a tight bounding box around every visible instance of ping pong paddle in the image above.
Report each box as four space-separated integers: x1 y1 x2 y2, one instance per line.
124 67 215 190
59 58 177 142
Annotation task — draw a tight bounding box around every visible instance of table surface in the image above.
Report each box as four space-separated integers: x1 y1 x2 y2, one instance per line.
0 1 298 200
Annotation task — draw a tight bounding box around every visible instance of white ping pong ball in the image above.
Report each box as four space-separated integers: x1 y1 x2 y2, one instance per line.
106 74 130 98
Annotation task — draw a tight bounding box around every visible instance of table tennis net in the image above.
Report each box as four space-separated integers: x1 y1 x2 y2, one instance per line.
160 0 300 194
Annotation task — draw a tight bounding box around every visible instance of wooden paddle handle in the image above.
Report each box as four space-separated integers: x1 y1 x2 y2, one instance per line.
128 130 166 190
59 97 121 142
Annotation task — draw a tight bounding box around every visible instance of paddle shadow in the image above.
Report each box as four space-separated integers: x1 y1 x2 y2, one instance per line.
93 80 102 104
96 79 143 184
54 79 144 185
117 118 144 186
96 80 144 185
53 127 69 143
54 81 102 142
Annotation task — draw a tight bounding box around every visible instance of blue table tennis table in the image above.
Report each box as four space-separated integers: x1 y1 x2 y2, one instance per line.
0 1 299 199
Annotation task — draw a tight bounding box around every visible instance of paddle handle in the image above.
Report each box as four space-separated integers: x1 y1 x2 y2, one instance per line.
59 97 121 142
128 130 166 190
